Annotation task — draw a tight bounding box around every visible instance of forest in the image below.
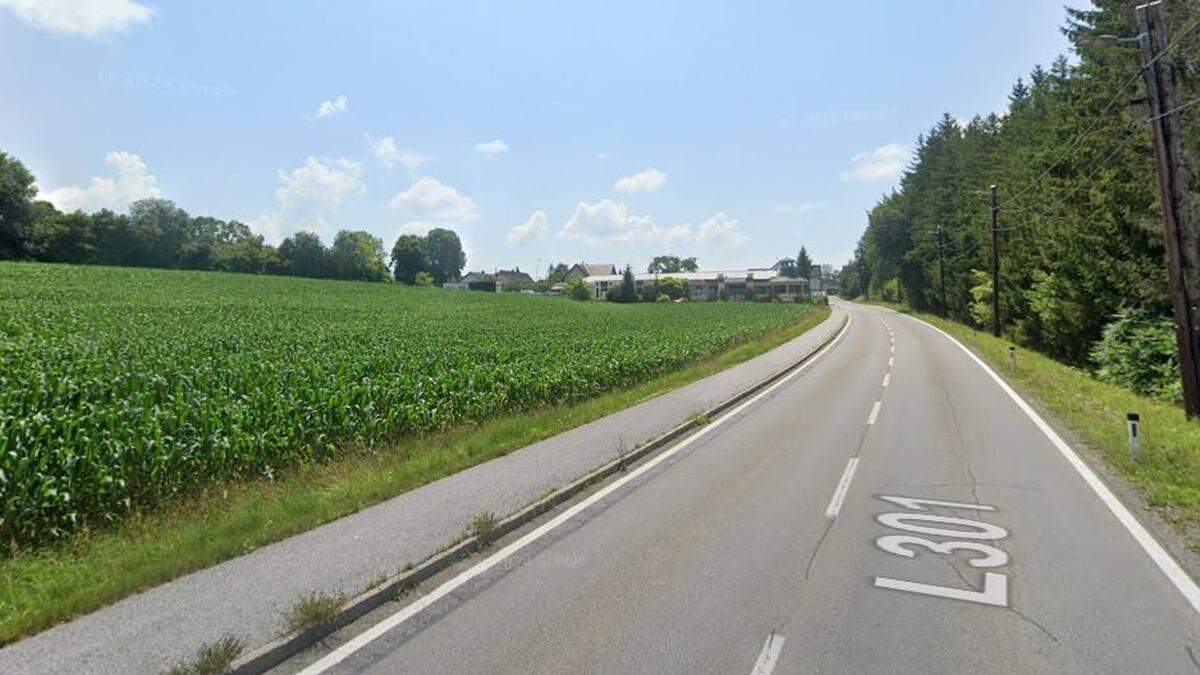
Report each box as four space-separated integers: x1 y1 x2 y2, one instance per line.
839 0 1199 399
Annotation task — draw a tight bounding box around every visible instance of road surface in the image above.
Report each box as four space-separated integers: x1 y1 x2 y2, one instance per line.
284 301 1200 674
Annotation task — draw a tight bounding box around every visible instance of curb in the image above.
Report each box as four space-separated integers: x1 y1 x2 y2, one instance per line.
229 308 848 674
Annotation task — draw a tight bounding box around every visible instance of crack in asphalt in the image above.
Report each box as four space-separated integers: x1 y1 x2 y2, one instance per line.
1186 644 1200 671
941 384 985 512
1007 605 1060 644
803 520 835 581
806 398 877 582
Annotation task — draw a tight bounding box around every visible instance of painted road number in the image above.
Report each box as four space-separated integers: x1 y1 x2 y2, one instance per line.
872 494 1010 607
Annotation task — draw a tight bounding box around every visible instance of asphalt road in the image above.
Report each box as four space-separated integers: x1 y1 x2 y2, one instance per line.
286 301 1200 674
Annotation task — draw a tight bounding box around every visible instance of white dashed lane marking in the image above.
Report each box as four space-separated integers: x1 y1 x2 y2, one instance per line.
750 633 786 674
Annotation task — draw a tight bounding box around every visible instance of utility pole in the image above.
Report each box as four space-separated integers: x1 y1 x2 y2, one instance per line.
937 225 948 317
989 185 1000 337
1137 1 1200 418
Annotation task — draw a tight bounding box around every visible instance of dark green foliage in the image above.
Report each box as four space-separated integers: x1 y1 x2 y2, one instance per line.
546 262 569 284
0 149 474 285
607 265 638 303
842 1 1198 368
564 278 591 300
795 247 813 279
328 230 389 282
647 255 698 274
423 228 466 284
657 276 687 300
0 152 37 259
279 231 328 278
1092 309 1182 402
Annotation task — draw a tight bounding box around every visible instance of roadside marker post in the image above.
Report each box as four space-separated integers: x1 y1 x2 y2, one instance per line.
1008 346 1016 371
1127 412 1141 461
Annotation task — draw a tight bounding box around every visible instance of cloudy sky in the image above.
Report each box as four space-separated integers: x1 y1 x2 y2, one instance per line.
0 0 1083 274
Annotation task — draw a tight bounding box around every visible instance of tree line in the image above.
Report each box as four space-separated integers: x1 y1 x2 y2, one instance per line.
0 149 468 284
839 0 1199 394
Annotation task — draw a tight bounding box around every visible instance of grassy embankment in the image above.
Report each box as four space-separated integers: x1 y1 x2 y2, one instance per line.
864 300 1200 551
0 262 829 644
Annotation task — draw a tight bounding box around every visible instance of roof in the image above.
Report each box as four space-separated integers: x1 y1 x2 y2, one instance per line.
571 262 617 276
495 269 533 280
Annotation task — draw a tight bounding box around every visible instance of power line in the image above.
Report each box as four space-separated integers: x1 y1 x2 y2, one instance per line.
1144 96 1200 123
996 120 1145 227
999 16 1200 210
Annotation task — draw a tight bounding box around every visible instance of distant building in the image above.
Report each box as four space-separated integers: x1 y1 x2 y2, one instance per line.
495 268 534 289
583 269 809 302
564 262 617 282
443 271 498 292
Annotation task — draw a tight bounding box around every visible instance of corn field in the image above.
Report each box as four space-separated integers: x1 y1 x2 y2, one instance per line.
0 263 810 548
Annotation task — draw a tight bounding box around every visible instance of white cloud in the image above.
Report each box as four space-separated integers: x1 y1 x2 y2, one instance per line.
597 151 611 160
506 210 549 245
840 143 909 182
773 202 824 215
312 94 347 119
275 156 363 214
388 176 479 221
398 221 438 236
248 212 284 243
558 199 682 247
369 136 428 175
39 150 160 212
614 167 666 195
249 156 364 242
659 223 693 248
696 212 748 248
0 0 152 36
474 139 509 155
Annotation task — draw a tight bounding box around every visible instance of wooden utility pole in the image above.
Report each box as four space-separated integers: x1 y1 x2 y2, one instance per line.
1137 1 1200 418
937 225 948 317
989 185 1000 337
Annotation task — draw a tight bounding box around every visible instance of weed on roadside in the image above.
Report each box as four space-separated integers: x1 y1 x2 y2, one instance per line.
470 511 497 549
163 635 243 675
283 591 344 635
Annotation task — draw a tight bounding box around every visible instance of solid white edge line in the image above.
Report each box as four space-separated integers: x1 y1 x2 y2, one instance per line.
825 457 861 518
750 634 786 675
908 313 1200 618
867 400 882 426
298 311 855 674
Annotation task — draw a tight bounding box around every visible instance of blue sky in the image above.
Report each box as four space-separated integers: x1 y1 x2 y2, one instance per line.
0 0 1086 275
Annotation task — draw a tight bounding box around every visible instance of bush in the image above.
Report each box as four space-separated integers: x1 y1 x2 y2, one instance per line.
413 271 435 287
563 278 591 300
639 282 659 302
656 294 671 303
1091 309 1182 402
657 276 687 300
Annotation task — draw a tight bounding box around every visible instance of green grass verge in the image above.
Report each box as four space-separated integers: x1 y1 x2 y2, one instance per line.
865 301 1200 551
0 304 830 645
